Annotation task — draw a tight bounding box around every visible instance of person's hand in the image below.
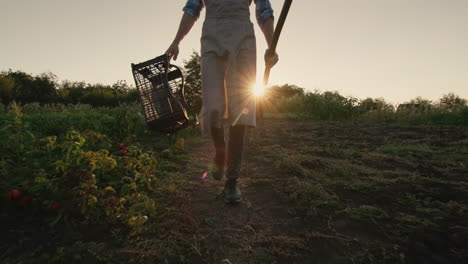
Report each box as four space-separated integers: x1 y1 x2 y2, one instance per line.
165 42 180 61
264 49 279 68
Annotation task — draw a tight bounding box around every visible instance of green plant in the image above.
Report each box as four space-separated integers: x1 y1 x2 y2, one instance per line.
377 144 432 158
0 103 193 262
344 205 389 222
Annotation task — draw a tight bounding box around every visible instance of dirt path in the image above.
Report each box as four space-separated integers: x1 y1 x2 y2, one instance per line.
182 124 314 264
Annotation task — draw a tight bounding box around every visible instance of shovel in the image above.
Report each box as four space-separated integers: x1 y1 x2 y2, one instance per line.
258 0 293 119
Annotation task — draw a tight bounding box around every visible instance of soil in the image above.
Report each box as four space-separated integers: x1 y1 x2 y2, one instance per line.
179 119 468 264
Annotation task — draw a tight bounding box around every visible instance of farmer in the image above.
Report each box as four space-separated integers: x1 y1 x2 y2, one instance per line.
166 0 279 203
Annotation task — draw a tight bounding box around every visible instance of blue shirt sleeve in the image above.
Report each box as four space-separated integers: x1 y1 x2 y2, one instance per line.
183 0 204 19
255 0 274 26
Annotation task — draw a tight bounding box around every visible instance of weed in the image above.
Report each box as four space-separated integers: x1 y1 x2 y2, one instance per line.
376 144 433 158
347 181 378 193
286 177 340 216
395 214 438 230
344 205 389 222
274 152 309 177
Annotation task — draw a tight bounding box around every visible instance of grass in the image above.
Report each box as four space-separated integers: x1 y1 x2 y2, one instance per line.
257 119 467 263
376 144 433 158
343 205 389 222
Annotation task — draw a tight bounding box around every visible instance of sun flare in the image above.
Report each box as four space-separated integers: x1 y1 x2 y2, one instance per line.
252 83 265 97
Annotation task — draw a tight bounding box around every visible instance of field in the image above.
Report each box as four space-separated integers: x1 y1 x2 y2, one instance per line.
1 104 467 263
183 119 467 263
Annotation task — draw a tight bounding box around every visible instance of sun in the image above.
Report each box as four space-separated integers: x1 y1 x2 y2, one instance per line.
252 83 265 97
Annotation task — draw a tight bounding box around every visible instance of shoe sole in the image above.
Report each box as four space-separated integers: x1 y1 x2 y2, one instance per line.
224 197 242 204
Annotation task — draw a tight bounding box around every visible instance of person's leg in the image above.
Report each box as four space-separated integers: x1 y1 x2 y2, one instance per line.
210 125 226 180
227 125 246 179
224 124 246 203
200 51 228 179
222 25 256 203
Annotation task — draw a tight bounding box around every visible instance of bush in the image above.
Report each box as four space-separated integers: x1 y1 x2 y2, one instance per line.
439 93 467 112
0 70 138 107
58 80 138 107
269 90 358 120
265 88 468 126
0 75 15 105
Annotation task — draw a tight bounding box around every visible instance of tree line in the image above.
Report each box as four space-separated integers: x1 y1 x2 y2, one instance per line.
0 71 138 107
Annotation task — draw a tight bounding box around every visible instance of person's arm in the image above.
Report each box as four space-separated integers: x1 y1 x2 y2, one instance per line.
166 13 197 61
166 1 203 60
261 17 274 49
255 0 279 67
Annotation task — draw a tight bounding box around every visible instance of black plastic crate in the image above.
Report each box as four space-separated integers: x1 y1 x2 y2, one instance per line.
131 54 197 133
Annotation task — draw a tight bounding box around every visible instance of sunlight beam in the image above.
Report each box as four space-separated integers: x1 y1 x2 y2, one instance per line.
253 83 265 97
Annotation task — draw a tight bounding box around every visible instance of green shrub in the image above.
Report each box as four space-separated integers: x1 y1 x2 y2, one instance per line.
265 88 468 126
4 103 146 140
1 70 138 107
272 90 358 120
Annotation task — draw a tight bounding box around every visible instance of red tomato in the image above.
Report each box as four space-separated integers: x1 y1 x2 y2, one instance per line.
120 149 128 156
9 189 22 200
50 202 61 212
119 144 126 149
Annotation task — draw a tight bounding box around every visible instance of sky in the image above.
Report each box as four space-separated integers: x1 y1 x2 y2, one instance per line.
1 0 467 104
